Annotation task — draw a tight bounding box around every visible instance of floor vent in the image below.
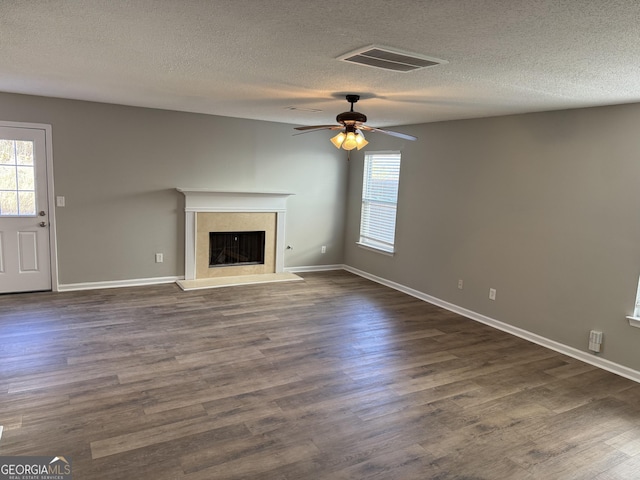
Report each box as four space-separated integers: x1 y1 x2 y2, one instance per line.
338 45 447 72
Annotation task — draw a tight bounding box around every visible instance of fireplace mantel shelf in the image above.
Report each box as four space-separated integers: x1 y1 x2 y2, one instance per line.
177 189 294 213
177 188 295 196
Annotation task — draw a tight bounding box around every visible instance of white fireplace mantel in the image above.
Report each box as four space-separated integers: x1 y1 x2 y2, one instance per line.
177 189 294 280
177 188 294 212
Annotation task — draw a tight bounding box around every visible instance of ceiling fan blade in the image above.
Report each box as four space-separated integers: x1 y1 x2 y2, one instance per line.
293 126 344 136
359 125 417 141
294 125 341 131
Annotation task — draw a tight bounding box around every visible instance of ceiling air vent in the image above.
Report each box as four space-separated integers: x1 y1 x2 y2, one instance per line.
338 45 447 73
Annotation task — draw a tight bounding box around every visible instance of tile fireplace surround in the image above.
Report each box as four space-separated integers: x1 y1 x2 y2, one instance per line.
176 189 300 290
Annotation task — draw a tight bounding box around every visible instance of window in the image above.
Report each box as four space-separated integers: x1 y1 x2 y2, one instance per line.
358 151 401 254
627 275 640 328
0 139 36 216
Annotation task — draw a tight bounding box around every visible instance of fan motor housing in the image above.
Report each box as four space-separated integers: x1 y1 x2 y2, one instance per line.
336 111 367 124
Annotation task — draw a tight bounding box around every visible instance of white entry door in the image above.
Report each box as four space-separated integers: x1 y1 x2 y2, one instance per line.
0 126 52 293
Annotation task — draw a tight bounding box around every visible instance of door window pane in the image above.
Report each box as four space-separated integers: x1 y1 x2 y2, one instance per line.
16 141 34 165
17 166 35 190
0 165 17 189
18 192 36 215
0 191 18 215
0 140 15 164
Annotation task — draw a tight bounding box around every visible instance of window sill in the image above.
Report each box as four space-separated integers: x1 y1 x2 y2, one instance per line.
627 316 640 328
356 242 395 257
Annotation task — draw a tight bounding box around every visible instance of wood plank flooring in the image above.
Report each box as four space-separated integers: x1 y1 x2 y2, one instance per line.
2 270 640 479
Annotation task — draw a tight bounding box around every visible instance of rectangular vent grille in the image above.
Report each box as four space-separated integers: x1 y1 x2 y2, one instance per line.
338 46 447 73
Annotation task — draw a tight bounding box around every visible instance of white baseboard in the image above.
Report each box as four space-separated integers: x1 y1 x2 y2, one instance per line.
58 276 183 292
284 264 345 273
343 265 640 384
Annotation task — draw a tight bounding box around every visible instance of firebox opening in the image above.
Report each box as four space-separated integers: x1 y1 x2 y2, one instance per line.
209 231 266 267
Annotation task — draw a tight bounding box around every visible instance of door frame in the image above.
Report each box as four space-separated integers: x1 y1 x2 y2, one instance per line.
0 120 59 292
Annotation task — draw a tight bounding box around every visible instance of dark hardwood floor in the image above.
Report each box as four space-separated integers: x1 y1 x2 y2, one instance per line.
2 270 640 479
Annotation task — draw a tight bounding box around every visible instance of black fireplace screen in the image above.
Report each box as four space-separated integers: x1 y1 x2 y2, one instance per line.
209 231 266 267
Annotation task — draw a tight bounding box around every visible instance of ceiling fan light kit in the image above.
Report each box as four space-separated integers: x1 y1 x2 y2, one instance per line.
294 94 417 151
331 127 369 151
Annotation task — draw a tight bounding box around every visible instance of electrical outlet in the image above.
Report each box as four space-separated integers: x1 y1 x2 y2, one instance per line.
321 245 326 254
458 279 463 290
155 253 163 263
489 288 496 301
589 330 603 352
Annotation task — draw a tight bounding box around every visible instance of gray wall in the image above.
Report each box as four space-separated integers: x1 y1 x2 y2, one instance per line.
345 103 640 371
0 92 348 284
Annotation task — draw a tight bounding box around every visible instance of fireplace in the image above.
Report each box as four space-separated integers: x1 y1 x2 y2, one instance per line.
177 189 294 282
209 231 265 267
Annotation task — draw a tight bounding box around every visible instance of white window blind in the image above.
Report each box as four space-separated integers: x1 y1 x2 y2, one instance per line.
359 152 401 253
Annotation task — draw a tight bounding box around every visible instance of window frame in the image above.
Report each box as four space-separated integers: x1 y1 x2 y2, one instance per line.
0 139 37 217
357 150 401 255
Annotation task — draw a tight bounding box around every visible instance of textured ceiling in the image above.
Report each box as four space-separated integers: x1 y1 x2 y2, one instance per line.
1 0 639 128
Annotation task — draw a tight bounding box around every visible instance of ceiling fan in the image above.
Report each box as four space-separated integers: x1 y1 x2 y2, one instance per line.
294 94 417 151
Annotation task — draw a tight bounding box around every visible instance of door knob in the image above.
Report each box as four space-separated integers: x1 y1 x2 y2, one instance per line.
39 221 47 227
